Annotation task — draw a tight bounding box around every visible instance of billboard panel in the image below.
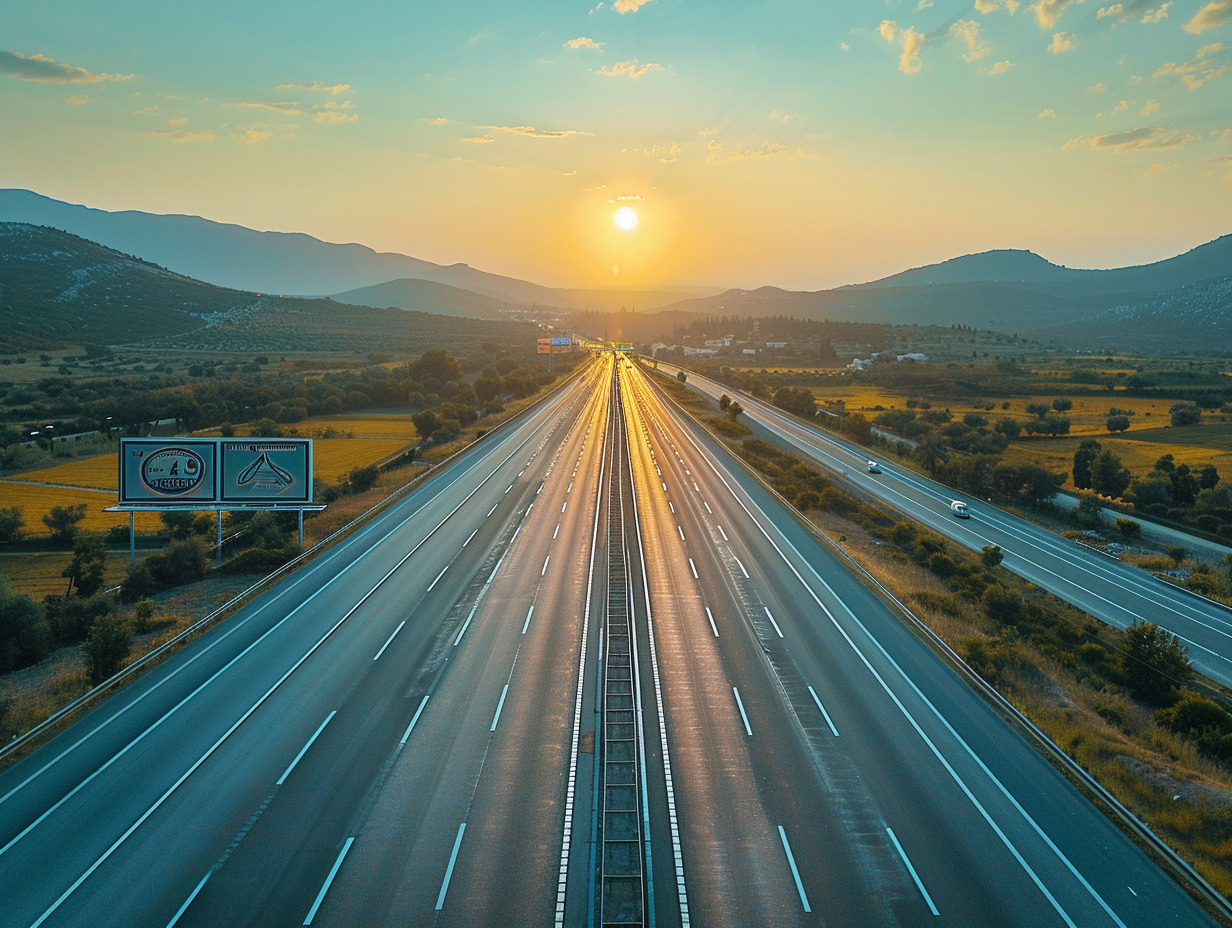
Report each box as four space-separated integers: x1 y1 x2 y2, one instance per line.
537 338 551 354
120 439 218 504
550 337 571 347
220 440 312 503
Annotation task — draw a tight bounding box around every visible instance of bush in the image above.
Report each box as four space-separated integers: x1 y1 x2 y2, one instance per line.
85 614 131 686
43 503 87 546
1122 621 1190 704
0 579 50 672
0 507 23 545
982 584 1024 624
219 544 302 575
980 545 1003 568
1114 518 1141 540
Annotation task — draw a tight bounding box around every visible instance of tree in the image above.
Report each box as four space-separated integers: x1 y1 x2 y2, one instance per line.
43 503 87 546
1072 439 1102 490
0 579 50 673
85 613 132 686
0 506 23 545
411 410 442 440
773 387 815 418
160 510 196 540
980 545 1004 568
408 349 463 388
1090 449 1131 499
1122 622 1190 704
727 402 744 421
1170 403 1201 427
1106 415 1130 433
718 394 731 412
63 534 107 597
1052 397 1073 412
982 584 1023 624
993 418 1021 440
348 464 379 494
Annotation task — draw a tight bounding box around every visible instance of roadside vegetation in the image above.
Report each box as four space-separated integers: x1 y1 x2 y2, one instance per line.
646 363 1232 898
0 345 586 755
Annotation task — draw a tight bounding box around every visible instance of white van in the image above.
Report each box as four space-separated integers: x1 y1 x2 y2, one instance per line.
950 500 970 518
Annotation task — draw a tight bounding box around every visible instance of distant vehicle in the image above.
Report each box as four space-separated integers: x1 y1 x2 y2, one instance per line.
866 460 880 473
950 500 970 518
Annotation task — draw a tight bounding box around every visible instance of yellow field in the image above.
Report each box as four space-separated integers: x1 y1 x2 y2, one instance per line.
312 439 411 481
1003 430 1232 490
18 455 118 490
0 481 161 534
283 414 419 440
0 550 130 598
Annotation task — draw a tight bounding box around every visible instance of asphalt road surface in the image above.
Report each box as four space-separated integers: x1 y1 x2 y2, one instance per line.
0 355 1217 927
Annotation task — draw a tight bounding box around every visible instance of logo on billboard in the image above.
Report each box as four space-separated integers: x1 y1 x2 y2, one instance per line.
236 452 296 493
139 447 208 496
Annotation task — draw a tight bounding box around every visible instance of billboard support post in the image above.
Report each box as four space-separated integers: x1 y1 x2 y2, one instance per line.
129 512 135 564
218 513 224 566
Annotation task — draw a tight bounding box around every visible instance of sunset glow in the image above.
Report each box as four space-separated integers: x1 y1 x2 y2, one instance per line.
0 2 1228 290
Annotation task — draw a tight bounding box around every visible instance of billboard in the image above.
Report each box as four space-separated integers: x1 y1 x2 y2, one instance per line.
120 438 312 505
220 440 313 503
537 338 552 354
550 337 571 347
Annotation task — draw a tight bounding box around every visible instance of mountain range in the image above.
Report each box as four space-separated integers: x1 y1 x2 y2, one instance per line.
1 188 1229 353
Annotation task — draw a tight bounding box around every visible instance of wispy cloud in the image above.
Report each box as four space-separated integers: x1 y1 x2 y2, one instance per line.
146 128 215 143
1153 44 1229 90
1144 162 1178 175
1141 99 1160 114
950 20 991 60
1184 1 1231 34
975 0 1021 12
468 25 494 44
480 124 593 138
313 106 357 124
1039 108 1057 118
1032 0 1082 29
565 37 604 50
275 81 351 95
611 194 645 201
421 116 450 125
900 27 925 73
63 94 90 105
1065 125 1201 151
1048 32 1078 53
879 19 898 42
598 59 663 78
984 59 1014 74
460 135 494 143
228 100 304 114
233 128 273 145
705 138 814 163
614 0 655 11
916 0 934 9
1140 3 1171 23
3 50 133 84
1096 3 1124 17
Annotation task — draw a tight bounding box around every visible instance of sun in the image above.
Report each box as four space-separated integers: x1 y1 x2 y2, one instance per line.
614 206 639 232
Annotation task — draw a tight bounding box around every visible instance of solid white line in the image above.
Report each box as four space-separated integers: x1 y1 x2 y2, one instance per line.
764 606 784 639
434 824 466 906
164 870 211 928
526 502 534 515
427 565 448 591
372 621 406 661
733 553 749 578
462 528 478 547
807 685 840 737
491 685 510 732
303 837 354 925
522 604 534 634
732 686 752 736
400 696 430 744
706 607 719 638
688 558 698 579
887 827 940 916
542 555 551 576
278 711 337 786
778 826 812 914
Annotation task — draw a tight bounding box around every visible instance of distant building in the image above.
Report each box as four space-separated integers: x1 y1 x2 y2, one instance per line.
682 346 719 358
743 348 757 355
765 341 788 349
848 358 872 371
897 352 929 362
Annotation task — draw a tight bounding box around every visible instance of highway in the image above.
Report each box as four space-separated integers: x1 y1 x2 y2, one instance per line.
0 353 1218 926
654 361 1232 689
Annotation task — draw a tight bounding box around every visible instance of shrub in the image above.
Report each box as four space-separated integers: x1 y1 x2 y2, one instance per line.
1122 621 1190 704
1114 518 1141 540
85 614 132 686
0 579 50 672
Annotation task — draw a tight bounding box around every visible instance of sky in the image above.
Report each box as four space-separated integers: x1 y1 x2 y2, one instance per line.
2 0 1231 291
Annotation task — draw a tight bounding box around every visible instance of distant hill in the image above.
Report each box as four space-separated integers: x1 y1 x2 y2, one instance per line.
0 189 562 304
0 223 539 354
332 278 524 321
657 235 1232 352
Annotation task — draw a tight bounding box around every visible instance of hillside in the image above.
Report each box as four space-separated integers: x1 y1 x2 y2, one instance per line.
332 278 525 321
0 224 542 354
0 223 247 350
